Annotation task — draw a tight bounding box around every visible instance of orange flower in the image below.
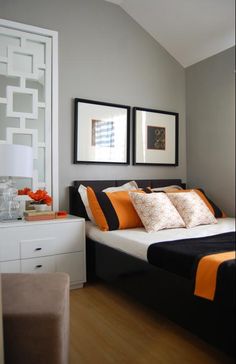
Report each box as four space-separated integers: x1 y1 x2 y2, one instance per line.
28 189 53 206
44 194 53 206
18 187 31 195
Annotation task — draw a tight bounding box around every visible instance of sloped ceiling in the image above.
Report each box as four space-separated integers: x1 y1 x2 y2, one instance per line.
105 0 235 67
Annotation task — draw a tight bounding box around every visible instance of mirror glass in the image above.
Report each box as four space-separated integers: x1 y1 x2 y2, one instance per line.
0 104 19 139
13 92 33 113
0 74 19 97
26 69 45 103
0 25 51 197
0 34 20 56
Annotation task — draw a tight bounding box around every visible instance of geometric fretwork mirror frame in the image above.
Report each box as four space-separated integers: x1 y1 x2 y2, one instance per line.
0 19 58 210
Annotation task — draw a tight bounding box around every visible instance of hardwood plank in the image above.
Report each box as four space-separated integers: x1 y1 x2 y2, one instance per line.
69 283 234 364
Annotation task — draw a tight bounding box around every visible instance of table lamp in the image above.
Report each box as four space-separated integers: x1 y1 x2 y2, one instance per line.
0 143 33 220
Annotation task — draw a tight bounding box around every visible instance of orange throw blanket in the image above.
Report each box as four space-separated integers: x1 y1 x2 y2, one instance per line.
194 251 235 300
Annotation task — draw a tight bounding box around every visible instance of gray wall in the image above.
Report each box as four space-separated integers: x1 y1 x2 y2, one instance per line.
0 0 186 209
186 47 235 216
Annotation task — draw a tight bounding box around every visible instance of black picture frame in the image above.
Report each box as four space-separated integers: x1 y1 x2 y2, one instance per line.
133 107 178 166
74 98 130 165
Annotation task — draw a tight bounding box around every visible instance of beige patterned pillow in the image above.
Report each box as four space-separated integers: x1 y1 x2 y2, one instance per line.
129 192 185 233
167 191 217 228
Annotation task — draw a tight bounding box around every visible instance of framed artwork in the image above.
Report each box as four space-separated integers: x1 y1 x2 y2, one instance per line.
133 107 178 166
74 98 130 164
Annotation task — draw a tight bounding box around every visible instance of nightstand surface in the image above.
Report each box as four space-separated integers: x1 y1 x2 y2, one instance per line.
0 214 83 228
0 215 86 289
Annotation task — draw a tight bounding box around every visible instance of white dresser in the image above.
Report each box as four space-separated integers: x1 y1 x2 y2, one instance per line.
0 215 86 289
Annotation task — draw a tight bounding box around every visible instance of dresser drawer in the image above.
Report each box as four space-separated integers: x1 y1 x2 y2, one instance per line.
21 256 55 273
15 221 84 254
0 260 20 273
20 237 56 259
0 217 86 288
53 221 85 254
55 252 85 283
0 231 20 262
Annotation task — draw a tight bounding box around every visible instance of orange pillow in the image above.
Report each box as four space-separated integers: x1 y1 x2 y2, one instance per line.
87 187 144 231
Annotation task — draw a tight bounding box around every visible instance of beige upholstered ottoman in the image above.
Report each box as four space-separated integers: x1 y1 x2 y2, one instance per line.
1 273 69 364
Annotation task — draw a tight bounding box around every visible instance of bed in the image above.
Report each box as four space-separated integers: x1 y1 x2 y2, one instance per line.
69 179 235 355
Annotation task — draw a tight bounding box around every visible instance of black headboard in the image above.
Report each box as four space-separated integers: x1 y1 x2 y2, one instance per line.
69 179 185 219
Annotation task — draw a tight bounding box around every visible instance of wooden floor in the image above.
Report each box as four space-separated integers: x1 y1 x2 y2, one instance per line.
69 282 234 364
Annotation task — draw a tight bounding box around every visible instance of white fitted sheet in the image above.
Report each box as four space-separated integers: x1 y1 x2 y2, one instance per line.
86 218 235 262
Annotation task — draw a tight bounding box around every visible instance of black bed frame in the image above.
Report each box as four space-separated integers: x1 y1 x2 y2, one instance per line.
69 179 235 356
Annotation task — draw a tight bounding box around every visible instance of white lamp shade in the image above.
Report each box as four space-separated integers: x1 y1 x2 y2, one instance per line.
0 144 33 178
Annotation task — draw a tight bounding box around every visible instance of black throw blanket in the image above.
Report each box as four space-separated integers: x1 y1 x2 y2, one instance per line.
147 232 235 307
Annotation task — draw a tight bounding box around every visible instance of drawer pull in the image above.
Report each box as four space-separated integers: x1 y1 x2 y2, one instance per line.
35 264 42 268
35 248 42 251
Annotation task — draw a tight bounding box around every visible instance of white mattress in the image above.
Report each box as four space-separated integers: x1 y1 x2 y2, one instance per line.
86 218 235 262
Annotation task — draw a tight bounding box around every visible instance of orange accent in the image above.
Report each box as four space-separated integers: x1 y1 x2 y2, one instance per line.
28 189 52 206
222 211 227 218
194 251 235 300
87 187 109 231
56 211 68 218
56 210 67 216
107 190 144 229
18 187 31 195
25 214 55 221
194 189 215 215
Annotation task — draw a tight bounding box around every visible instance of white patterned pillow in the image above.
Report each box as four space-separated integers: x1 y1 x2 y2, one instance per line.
103 180 138 192
167 191 217 228
150 185 183 192
129 192 185 233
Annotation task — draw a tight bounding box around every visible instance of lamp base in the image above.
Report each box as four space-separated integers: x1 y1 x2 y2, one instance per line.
0 215 22 222
0 178 21 221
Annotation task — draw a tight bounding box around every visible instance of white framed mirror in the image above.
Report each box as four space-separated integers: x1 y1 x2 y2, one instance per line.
0 19 58 209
